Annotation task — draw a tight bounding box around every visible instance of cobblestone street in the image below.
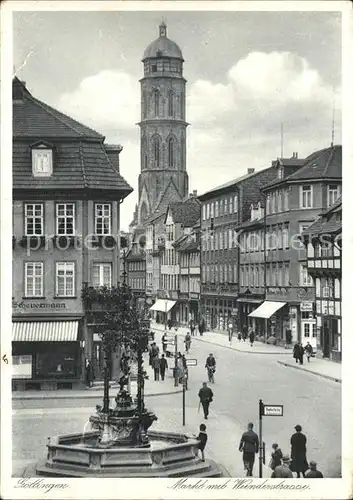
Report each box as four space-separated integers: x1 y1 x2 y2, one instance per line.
13 329 341 478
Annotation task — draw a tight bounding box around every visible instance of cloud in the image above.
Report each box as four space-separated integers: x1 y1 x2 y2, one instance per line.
55 53 341 229
58 70 140 132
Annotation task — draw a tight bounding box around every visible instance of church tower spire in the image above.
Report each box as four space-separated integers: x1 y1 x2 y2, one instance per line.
136 23 189 224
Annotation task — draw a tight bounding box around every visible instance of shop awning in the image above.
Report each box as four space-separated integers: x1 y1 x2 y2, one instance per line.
12 321 79 342
248 301 286 319
150 299 176 313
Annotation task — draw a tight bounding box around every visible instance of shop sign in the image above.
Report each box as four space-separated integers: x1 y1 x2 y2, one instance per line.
300 301 313 312
13 302 67 310
186 358 197 366
268 287 289 296
189 293 199 299
231 308 238 316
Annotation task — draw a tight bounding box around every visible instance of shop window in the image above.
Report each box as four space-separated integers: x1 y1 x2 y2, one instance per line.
95 203 111 235
25 203 44 236
56 203 75 235
12 355 32 379
35 345 77 379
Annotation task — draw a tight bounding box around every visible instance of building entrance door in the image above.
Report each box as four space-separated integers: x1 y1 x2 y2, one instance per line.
301 320 317 352
322 318 331 358
92 341 105 380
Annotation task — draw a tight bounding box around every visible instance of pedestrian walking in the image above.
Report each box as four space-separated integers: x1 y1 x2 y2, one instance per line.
304 341 313 363
242 324 248 342
238 332 242 342
152 355 161 381
198 318 205 336
305 460 324 478
228 321 233 342
190 320 196 336
184 332 191 353
198 382 213 420
239 422 259 477
269 443 283 471
271 454 293 478
249 329 255 347
177 354 185 383
293 342 304 365
160 354 168 381
161 333 168 353
167 318 172 330
285 329 292 349
197 424 208 462
290 424 309 478
85 359 94 388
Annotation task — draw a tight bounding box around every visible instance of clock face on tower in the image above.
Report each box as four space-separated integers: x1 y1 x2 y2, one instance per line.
32 149 53 177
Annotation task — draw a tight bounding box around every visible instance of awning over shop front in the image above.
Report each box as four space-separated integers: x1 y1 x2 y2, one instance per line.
12 321 79 342
248 301 286 319
150 299 176 313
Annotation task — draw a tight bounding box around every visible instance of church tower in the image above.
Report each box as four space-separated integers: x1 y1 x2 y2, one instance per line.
137 22 189 224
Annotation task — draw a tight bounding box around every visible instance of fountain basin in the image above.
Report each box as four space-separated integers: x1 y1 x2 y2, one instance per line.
34 430 224 477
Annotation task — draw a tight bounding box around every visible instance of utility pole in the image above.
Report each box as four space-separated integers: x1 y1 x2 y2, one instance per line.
174 334 178 387
182 376 186 425
259 399 263 478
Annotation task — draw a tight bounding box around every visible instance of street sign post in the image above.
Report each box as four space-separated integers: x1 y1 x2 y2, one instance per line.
259 400 283 478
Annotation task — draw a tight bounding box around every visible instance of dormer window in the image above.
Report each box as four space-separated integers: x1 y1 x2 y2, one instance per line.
278 167 284 179
31 143 53 177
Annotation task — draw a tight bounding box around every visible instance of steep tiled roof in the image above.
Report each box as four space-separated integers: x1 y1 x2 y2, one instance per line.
13 78 103 139
303 198 342 237
12 78 132 196
287 145 341 181
169 197 201 227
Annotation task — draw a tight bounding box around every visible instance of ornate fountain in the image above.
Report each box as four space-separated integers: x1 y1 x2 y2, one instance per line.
26 252 224 478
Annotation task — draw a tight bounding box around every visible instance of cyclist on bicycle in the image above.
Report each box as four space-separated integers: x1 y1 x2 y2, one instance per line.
205 353 216 383
184 332 191 353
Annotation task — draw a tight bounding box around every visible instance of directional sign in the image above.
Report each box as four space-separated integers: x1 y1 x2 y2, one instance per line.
263 405 283 417
185 359 197 366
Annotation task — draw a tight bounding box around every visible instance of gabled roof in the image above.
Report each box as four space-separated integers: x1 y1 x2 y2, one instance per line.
154 177 183 214
173 233 199 252
145 210 167 226
12 78 132 196
263 145 342 190
167 197 201 227
198 165 274 200
13 78 103 140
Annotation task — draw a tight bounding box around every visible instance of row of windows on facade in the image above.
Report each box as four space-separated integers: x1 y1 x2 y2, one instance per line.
266 184 340 214
161 274 180 291
202 195 238 221
161 249 179 266
180 252 200 268
18 203 113 236
238 263 311 288
128 261 145 272
142 88 185 119
142 135 184 169
180 276 201 293
144 60 182 75
23 262 112 298
201 263 238 284
202 228 239 252
129 277 145 290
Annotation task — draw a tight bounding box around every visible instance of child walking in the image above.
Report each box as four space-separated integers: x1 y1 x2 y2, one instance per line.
197 424 208 462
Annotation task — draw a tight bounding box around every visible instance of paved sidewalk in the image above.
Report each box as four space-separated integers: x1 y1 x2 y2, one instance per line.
12 358 182 401
151 322 291 355
277 357 341 383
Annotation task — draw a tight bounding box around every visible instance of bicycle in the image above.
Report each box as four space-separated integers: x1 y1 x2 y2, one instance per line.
206 365 215 383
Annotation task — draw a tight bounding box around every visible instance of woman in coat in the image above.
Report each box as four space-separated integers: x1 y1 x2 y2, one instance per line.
290 424 309 477
293 342 304 365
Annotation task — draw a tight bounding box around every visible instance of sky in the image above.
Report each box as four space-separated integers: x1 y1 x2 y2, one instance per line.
13 10 342 231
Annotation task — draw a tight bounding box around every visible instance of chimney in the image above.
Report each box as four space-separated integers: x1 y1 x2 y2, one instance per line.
292 152 298 159
247 168 255 174
192 190 197 196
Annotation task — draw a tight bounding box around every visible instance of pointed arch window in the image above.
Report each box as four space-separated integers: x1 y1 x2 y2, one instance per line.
141 137 148 170
168 89 174 117
142 90 148 119
153 135 161 167
153 89 160 116
168 137 175 167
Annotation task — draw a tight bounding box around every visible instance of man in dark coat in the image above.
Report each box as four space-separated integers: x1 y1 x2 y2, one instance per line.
161 333 168 353
290 424 309 477
160 354 168 381
198 318 205 336
85 360 94 388
242 324 248 341
304 341 313 362
198 382 213 419
249 329 255 347
152 355 161 381
239 422 259 477
293 342 304 365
